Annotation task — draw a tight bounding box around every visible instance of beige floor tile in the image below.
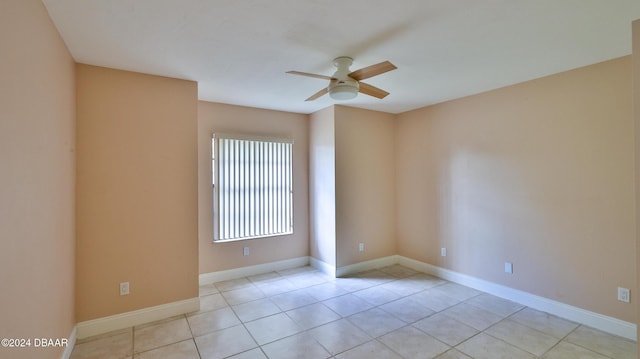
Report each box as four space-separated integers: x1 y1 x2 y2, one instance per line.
287 271 332 288
379 264 420 278
508 307 578 338
261 332 331 359
565 325 637 359
457 333 535 359
353 270 396 286
352 286 402 306
199 284 219 297
308 318 372 355
413 312 478 346
430 282 482 301
304 282 350 301
247 271 281 284
277 265 316 276
379 325 450 359
409 289 462 312
440 303 504 331
256 278 298 297
542 341 609 359
70 329 133 359
187 306 241 337
221 286 266 305
335 340 403 359
379 296 436 323
232 297 281 322
134 339 199 359
270 288 319 311
227 348 268 359
347 307 406 338
134 317 192 354
194 325 257 359
379 278 426 296
285 302 341 330
485 319 559 356
244 313 302 345
435 349 472 359
405 274 448 291
214 277 253 292
75 327 133 345
465 293 525 317
334 276 377 292
191 293 228 314
322 293 374 317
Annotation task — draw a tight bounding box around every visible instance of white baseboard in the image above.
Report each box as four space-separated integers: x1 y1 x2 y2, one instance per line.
397 256 637 341
76 297 200 339
199 256 310 285
59 325 76 359
310 257 336 277
336 255 399 277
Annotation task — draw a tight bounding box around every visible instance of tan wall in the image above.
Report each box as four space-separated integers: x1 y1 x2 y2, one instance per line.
309 106 337 267
198 102 309 274
633 19 640 336
0 1 76 358
396 57 636 322
75 64 198 321
335 106 397 267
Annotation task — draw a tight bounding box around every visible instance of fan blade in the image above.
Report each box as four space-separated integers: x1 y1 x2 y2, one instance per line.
348 61 397 81
358 82 390 99
286 71 335 80
305 88 329 101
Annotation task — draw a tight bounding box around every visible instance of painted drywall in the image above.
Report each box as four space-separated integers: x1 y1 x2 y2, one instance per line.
396 56 636 322
334 106 397 268
0 1 76 358
633 19 640 340
75 64 198 321
309 106 337 268
198 101 309 274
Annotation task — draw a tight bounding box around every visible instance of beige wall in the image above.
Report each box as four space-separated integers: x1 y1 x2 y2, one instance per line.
76 64 199 321
396 57 636 322
633 19 640 337
309 106 337 268
198 102 309 274
335 106 397 267
0 1 76 358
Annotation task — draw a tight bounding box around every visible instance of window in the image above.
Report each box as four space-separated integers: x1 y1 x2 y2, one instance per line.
212 134 294 241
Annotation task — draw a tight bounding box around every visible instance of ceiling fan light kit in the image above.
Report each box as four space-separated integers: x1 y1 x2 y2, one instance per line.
287 56 397 101
329 57 359 100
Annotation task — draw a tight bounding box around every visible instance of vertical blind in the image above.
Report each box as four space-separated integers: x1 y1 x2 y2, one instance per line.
213 134 294 241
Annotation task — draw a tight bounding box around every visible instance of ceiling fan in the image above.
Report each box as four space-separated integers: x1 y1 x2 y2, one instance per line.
287 57 397 101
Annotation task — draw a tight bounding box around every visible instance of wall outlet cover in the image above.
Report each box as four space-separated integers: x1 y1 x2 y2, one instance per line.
504 262 513 274
618 287 630 303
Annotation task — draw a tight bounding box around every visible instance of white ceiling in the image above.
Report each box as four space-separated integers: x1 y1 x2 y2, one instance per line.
43 0 640 114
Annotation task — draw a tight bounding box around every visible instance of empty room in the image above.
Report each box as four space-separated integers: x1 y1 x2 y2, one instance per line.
2 1 640 358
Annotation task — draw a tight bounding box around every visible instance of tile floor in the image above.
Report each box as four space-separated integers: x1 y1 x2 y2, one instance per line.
70 265 637 359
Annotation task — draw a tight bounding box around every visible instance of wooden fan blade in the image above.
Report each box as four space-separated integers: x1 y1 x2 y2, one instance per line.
358 82 390 99
286 71 335 80
305 88 329 101
348 61 397 81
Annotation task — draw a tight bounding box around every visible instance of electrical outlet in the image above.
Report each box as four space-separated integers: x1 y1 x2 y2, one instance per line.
618 287 630 303
441 248 447 257
359 243 364 252
243 247 250 256
120 282 130 296
504 262 513 274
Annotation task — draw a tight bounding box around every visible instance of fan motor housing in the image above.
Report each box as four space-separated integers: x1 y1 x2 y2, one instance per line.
329 78 359 100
